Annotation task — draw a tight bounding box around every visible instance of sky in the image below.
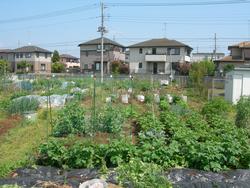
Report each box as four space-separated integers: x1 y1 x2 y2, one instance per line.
0 0 250 57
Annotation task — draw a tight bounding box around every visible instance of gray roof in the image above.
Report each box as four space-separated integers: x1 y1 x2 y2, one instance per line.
60 54 79 59
192 52 225 55
14 46 52 53
128 38 193 49
78 37 124 47
0 49 13 53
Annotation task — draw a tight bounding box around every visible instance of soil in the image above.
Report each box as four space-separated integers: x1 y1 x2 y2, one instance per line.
0 115 22 137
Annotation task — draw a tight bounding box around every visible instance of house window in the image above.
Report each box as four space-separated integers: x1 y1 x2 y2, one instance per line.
45 53 47 59
84 64 88 69
20 53 23 58
173 48 180 55
138 62 143 69
16 53 19 58
96 63 100 70
139 48 143 54
152 48 157 55
36 53 39 58
86 51 89 57
97 45 101 50
25 53 31 58
41 64 46 71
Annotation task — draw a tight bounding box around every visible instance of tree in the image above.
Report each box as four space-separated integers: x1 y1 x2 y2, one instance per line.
0 60 8 75
223 64 234 75
17 61 32 73
52 50 60 63
189 60 215 97
52 62 65 73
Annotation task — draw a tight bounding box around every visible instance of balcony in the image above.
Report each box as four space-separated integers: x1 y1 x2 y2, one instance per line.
145 54 167 62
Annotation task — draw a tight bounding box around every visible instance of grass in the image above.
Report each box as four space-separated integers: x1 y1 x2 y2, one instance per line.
0 118 49 177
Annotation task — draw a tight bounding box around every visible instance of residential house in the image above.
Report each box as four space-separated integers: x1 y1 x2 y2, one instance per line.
13 46 52 73
128 38 192 74
78 37 125 74
60 54 80 72
215 41 250 71
0 49 15 72
191 52 225 62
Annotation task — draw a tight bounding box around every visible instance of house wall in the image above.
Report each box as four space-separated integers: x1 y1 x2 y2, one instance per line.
15 52 51 73
231 48 242 59
129 47 189 74
79 44 125 73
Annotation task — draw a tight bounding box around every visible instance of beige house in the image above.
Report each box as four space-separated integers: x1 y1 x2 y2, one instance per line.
78 37 125 74
0 49 15 72
60 54 80 72
14 46 52 73
128 38 192 74
215 42 250 71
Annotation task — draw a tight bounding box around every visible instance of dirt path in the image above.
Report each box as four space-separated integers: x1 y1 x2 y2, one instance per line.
0 115 22 136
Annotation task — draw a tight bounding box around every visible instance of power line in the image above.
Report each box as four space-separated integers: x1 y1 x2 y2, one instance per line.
107 0 250 7
0 4 98 24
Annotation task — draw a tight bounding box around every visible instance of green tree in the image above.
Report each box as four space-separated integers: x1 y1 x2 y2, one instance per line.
0 60 9 75
52 50 60 63
52 62 65 73
189 60 215 97
223 64 234 75
17 61 32 73
235 97 250 131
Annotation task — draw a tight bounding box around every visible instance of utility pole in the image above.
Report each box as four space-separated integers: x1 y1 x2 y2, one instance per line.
213 33 217 61
98 2 107 83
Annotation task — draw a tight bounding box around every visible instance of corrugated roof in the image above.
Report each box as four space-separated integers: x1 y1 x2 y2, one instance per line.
128 38 192 49
60 54 79 59
229 41 250 49
14 46 52 53
78 37 124 47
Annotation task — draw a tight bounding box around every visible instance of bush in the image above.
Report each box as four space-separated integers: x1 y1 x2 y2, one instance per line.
117 159 171 188
7 97 39 115
96 105 124 134
201 98 231 118
52 102 86 137
235 97 250 129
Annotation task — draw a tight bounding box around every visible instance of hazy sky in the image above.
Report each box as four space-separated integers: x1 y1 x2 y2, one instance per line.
0 0 250 57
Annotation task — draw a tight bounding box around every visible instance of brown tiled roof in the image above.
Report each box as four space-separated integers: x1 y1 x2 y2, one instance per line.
14 46 52 53
214 55 244 62
60 54 79 59
128 38 192 49
78 37 124 47
229 41 250 49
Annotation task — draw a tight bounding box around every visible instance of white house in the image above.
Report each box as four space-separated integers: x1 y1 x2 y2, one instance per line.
128 38 192 74
225 67 250 104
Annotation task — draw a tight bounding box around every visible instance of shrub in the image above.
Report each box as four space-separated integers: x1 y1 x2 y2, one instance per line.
117 159 171 188
235 97 250 129
7 97 39 115
201 98 231 118
159 99 169 111
52 102 86 137
96 105 124 134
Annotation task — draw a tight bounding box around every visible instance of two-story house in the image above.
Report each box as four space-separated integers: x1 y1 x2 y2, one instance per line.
60 54 80 72
78 37 125 74
215 42 250 71
14 46 52 73
128 38 192 74
0 49 15 72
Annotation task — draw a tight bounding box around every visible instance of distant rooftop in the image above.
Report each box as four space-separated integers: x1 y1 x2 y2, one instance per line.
0 49 13 53
14 46 52 53
128 38 192 49
60 54 78 59
192 52 225 56
214 55 244 62
229 41 250 49
78 37 124 47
